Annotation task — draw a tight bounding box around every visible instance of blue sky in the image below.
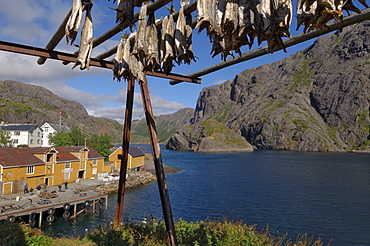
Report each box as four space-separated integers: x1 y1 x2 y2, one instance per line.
0 0 352 123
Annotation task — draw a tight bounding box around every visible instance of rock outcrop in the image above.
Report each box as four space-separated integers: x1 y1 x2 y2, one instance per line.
167 20 370 152
165 119 254 152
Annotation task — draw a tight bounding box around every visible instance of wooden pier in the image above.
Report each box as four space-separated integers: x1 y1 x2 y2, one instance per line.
0 188 108 227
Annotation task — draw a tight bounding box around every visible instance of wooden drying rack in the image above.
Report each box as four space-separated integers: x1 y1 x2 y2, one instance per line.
0 1 369 244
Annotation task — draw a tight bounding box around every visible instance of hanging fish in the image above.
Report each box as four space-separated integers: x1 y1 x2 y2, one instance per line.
65 0 83 44
122 33 134 80
113 38 125 81
145 13 160 72
159 15 168 67
73 3 93 70
184 12 196 64
195 0 216 34
296 0 317 32
221 0 239 34
161 6 176 75
113 0 135 29
174 0 195 65
132 4 148 61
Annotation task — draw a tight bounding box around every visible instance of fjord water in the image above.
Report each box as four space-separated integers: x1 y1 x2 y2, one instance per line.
43 149 370 245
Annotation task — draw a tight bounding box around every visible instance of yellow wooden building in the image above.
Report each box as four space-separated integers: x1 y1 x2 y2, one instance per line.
0 146 104 195
109 146 145 171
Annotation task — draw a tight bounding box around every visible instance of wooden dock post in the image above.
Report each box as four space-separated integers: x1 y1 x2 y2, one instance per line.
38 209 42 228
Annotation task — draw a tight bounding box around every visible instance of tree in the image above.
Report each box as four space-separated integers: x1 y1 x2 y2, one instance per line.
0 130 12 147
49 132 73 147
69 126 86 146
88 133 112 160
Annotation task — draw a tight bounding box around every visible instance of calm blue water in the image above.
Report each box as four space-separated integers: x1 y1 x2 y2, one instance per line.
42 149 370 245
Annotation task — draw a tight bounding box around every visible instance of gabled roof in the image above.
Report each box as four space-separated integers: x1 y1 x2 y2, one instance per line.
109 146 145 158
42 123 71 133
64 146 104 159
129 146 145 157
26 147 79 162
0 124 39 132
0 148 44 167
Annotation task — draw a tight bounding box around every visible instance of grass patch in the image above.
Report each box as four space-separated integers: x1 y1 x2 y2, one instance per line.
289 59 314 92
292 119 309 129
356 110 370 134
210 103 233 124
0 100 42 115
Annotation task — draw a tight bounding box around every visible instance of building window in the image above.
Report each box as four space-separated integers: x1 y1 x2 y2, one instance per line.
13 139 18 144
14 131 20 136
64 172 70 180
92 159 97 166
37 139 40 144
30 139 33 144
27 166 35 175
65 162 71 169
38 132 40 137
46 153 53 162
92 168 97 175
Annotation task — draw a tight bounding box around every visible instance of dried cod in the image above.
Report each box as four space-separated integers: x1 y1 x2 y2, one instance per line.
113 34 130 81
175 0 195 65
161 6 176 75
132 4 148 61
65 0 83 44
145 13 160 72
113 0 135 28
73 3 93 70
195 0 216 34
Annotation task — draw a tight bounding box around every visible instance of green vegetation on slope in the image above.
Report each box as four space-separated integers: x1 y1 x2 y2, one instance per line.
1 219 328 246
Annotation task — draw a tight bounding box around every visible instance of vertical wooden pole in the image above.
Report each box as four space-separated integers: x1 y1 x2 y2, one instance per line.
38 210 42 227
139 81 177 245
114 77 135 227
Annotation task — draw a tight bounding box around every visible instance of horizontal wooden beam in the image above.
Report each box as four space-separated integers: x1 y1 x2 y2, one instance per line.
169 8 370 85
0 40 201 83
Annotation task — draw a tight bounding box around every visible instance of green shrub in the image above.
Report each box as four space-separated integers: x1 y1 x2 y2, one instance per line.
0 221 26 246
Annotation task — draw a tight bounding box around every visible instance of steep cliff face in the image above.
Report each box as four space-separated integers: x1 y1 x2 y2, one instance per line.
188 21 370 151
0 80 124 143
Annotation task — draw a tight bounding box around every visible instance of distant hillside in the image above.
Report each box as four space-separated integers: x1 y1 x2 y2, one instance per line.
0 80 124 143
167 20 370 152
130 107 194 143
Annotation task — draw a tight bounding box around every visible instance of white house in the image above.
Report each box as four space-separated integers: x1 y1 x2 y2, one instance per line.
40 123 71 147
0 124 42 147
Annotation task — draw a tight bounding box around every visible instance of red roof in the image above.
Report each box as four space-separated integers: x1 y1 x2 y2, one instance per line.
0 148 44 167
0 146 104 167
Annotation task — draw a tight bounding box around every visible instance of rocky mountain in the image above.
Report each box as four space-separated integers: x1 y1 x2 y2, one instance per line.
130 107 194 143
0 80 124 143
167 20 370 152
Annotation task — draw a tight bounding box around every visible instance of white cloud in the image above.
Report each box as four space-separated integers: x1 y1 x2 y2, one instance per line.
214 79 227 85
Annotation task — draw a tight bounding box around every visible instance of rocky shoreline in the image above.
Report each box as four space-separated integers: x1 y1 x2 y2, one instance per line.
92 155 181 194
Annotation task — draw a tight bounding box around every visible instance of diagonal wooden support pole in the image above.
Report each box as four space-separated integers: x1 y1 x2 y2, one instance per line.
139 81 178 245
114 76 135 227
